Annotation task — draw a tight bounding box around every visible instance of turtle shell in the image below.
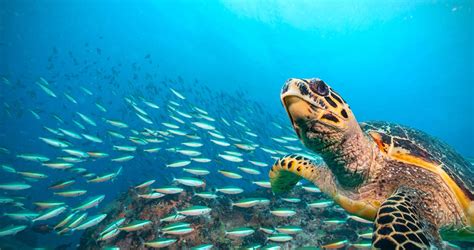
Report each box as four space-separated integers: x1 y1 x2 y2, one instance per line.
361 121 474 200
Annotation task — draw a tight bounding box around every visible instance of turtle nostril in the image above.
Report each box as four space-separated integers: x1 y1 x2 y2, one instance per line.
282 80 291 94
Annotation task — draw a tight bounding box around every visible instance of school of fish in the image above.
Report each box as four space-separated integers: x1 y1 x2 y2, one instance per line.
1 48 452 249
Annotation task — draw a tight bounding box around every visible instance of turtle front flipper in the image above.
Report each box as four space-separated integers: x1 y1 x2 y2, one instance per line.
373 186 441 249
269 154 334 194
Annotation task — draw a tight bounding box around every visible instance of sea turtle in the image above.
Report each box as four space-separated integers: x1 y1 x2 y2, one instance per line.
269 78 474 249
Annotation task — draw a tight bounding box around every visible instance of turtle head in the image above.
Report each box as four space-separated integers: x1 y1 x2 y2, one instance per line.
281 78 373 188
281 78 356 150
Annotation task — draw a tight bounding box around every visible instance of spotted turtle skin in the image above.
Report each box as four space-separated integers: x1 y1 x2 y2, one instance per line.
273 78 474 248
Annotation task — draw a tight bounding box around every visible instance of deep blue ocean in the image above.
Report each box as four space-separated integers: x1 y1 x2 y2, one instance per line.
0 1 473 249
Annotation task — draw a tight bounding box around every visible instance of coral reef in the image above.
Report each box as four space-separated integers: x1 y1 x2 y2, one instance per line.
78 186 370 249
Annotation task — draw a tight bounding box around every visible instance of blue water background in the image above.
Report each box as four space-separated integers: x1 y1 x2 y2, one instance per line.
0 0 472 248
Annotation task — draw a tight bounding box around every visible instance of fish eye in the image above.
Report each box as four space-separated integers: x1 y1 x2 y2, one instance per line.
310 80 329 96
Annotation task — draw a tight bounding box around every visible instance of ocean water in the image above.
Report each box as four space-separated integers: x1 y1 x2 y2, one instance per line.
0 0 473 249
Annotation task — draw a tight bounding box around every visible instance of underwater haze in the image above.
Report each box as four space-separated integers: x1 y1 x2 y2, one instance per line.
0 0 473 249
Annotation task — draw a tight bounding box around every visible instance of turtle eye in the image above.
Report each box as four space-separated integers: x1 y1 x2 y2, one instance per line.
310 79 329 96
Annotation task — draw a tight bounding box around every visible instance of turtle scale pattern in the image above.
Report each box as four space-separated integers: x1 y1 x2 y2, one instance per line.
361 121 474 200
272 77 474 248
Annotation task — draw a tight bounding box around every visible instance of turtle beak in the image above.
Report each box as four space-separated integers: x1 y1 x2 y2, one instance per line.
283 96 312 120
282 96 304 139
283 95 317 138
281 78 323 139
